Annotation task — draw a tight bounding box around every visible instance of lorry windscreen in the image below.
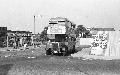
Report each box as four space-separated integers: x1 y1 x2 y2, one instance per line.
49 34 66 42
55 34 66 42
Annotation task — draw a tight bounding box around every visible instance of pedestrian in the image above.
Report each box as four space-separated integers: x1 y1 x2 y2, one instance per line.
13 41 17 49
16 37 20 49
24 43 27 50
20 38 22 47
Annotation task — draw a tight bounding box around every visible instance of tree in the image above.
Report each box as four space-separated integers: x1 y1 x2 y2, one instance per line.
40 26 49 42
75 25 92 38
75 25 86 37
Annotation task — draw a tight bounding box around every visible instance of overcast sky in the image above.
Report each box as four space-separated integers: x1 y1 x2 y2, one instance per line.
0 0 120 33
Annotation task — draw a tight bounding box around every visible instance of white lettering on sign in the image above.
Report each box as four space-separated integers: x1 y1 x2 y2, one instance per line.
47 25 66 34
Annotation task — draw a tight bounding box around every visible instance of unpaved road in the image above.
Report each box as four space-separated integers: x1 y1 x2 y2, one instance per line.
0 46 120 75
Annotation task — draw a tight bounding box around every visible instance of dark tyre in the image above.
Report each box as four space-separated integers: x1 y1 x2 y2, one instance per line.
72 45 76 53
46 48 52 55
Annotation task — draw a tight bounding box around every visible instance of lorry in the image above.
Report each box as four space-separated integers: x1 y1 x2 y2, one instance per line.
45 17 76 56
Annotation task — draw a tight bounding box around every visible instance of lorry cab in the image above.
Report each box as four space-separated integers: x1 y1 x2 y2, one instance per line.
46 34 76 56
45 17 76 56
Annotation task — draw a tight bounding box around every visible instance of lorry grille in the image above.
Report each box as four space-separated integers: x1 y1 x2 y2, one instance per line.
52 43 58 50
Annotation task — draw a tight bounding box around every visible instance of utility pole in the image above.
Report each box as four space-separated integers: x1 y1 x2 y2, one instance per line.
33 14 43 47
33 15 36 48
34 15 35 34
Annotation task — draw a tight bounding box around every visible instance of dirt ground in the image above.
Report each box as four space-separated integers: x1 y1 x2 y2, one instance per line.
0 45 88 75
0 46 120 75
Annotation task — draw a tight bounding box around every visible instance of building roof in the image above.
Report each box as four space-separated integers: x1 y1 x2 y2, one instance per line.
91 28 115 31
7 30 32 34
0 27 7 32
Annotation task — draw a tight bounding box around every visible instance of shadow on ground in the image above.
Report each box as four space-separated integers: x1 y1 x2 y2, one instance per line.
0 64 13 75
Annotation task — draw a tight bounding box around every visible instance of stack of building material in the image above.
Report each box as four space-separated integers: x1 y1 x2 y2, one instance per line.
76 38 93 47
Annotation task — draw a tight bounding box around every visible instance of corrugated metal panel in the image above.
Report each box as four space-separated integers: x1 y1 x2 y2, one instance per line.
105 31 120 57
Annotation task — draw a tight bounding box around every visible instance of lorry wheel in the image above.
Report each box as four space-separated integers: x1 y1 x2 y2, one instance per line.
46 48 52 55
72 45 76 53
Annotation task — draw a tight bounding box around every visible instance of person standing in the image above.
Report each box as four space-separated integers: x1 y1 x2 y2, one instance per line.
24 43 27 50
16 37 20 49
20 38 22 47
13 37 17 49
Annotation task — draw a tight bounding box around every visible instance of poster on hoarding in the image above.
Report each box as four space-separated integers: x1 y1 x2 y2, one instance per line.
91 31 109 55
47 25 66 34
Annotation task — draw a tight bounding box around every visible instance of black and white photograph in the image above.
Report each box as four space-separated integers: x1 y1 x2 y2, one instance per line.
0 0 120 75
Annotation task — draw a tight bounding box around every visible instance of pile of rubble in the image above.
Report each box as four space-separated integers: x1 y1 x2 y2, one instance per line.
71 48 120 60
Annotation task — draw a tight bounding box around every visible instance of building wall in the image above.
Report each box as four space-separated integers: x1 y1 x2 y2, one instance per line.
105 31 120 57
0 27 7 47
7 30 32 47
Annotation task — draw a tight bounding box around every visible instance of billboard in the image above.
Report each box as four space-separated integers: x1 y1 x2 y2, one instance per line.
47 25 66 34
91 31 109 55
